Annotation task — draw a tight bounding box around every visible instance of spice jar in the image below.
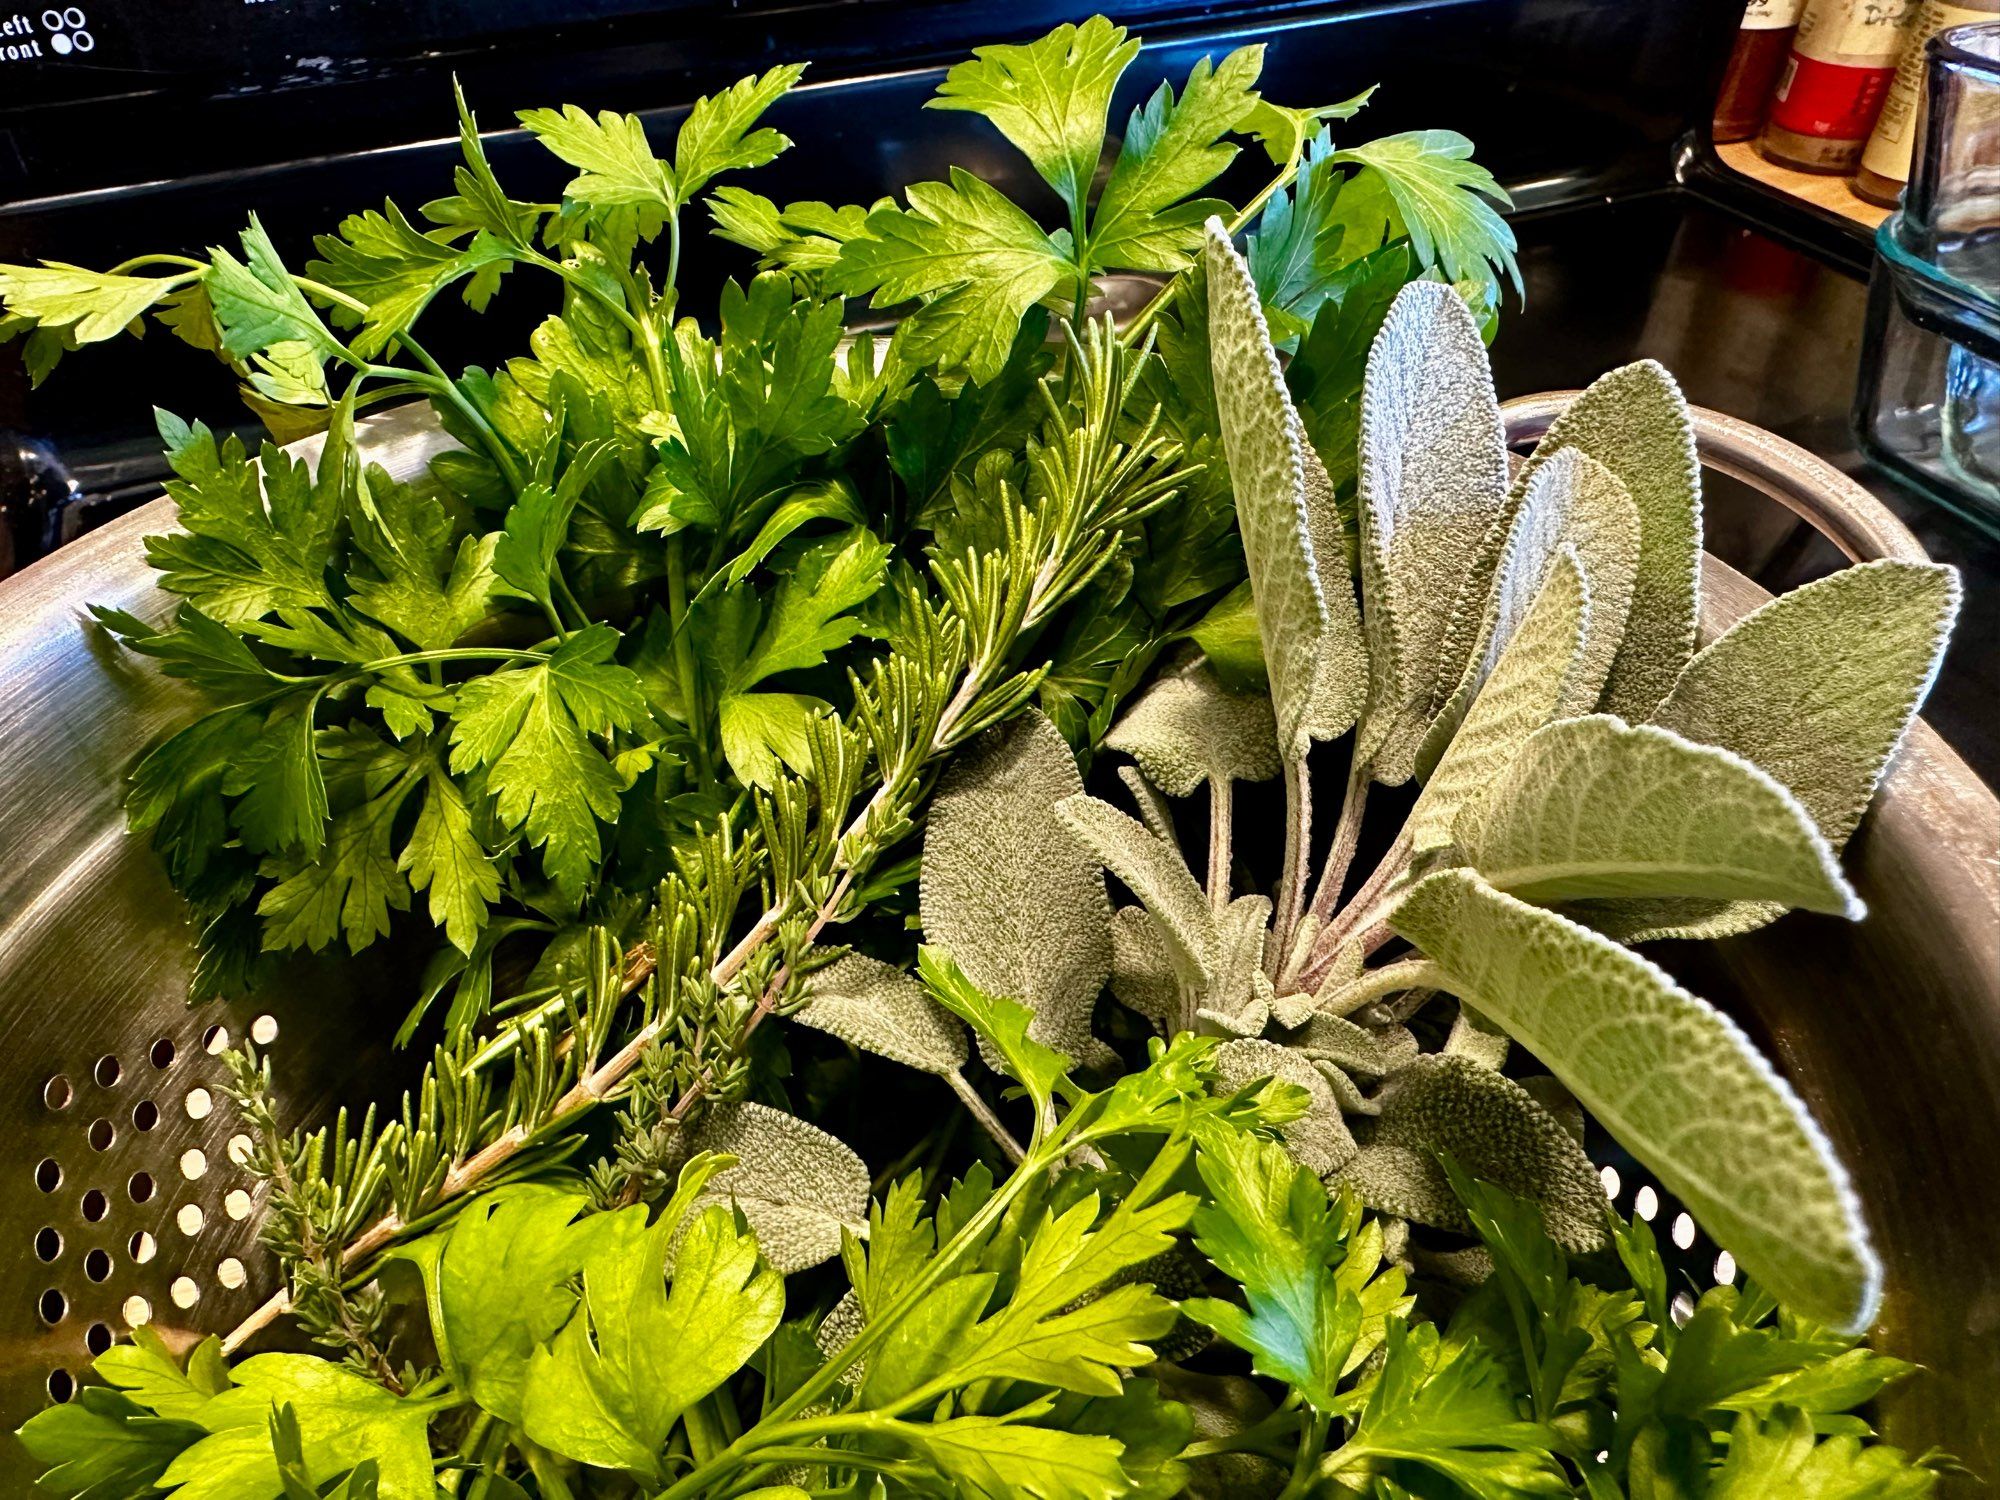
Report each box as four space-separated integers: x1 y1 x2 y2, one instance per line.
1855 0 2000 201
1716 0 1808 142
1762 0 1921 171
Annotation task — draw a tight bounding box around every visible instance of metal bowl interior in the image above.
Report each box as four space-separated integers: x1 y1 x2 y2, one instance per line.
0 402 1993 1486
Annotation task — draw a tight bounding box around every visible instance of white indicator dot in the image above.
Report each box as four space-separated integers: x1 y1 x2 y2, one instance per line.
225 1189 253 1220
179 1149 207 1181
251 1014 279 1045
184 1088 212 1121
1598 1165 1620 1202
169 1277 199 1310
216 1257 246 1290
226 1134 253 1166
1633 1185 1659 1222
1714 1251 1737 1285
1672 1213 1697 1250
49 32 70 53
121 1296 152 1327
176 1203 204 1236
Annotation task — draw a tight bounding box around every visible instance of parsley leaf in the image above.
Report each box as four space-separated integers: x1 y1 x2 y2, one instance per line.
448 624 649 903
1087 46 1264 274
1324 1320 1571 1498
203 215 341 362
831 169 1075 383
400 763 501 955
1182 1126 1408 1409
160 1354 444 1500
518 105 675 222
733 528 890 687
521 1197 783 1479
1331 129 1521 297
256 728 422 952
307 201 515 358
0 260 197 343
674 65 808 203
15 1390 203 1500
347 469 500 652
930 17 1139 222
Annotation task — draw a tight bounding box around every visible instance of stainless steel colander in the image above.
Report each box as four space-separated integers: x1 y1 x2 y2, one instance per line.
1 400 1993 1488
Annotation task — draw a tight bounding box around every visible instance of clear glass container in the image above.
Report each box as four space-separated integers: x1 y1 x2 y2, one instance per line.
1856 21 2000 533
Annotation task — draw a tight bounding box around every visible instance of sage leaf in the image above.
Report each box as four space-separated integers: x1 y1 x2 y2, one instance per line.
1353 279 1508 783
1057 792 1218 999
1651 559 1958 848
1511 360 1701 719
1203 221 1350 757
1442 1004 1511 1070
1213 1037 1358 1175
1104 658 1280 796
1419 447 1640 777
1586 559 1958 943
922 710 1112 1066
1392 867 1880 1332
1301 441 1372 741
1407 548 1587 854
1454 714 1860 916
795 951 969 1076
1108 904 1182 1034
1287 1012 1418 1079
689 1101 870 1274
1201 894 1275 1035
1334 1054 1606 1251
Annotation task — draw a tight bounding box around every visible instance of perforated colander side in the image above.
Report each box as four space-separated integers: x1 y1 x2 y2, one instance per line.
19 1013 283 1408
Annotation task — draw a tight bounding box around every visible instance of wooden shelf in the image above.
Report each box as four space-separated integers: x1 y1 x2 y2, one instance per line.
1714 140 1893 231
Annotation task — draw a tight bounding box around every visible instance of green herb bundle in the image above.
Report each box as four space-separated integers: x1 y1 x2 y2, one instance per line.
1 15 1956 1500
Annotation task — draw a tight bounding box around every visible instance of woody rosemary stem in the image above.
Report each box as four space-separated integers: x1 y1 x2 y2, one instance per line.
223 571 1034 1352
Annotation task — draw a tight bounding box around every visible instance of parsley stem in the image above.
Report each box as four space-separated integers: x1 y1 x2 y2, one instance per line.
665 209 683 319
1278 1410 1332 1500
664 534 715 782
358 647 553 673
104 253 209 276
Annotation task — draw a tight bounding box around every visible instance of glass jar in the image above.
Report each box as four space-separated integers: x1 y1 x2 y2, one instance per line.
1855 23 2000 533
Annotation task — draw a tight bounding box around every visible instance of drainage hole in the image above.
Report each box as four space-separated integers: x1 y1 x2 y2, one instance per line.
84 1248 111 1283
93 1055 121 1088
85 1323 113 1356
46 1369 74 1403
43 1075 73 1111
128 1171 154 1204
81 1189 108 1222
38 1288 66 1324
34 1227 61 1262
128 1230 156 1264
35 1158 61 1193
201 1025 229 1055
132 1100 159 1132
88 1118 114 1151
149 1037 176 1068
